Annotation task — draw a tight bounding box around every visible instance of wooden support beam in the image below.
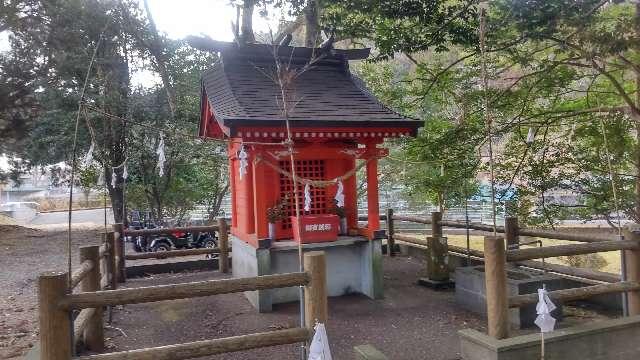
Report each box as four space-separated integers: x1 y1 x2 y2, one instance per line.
124 248 220 260
38 271 72 360
61 272 310 310
79 246 104 352
517 228 610 243
393 234 427 246
74 327 311 360
623 226 640 316
438 220 504 233
509 281 640 308
105 233 117 291
112 224 126 283
506 240 640 262
70 260 95 289
391 215 431 224
218 218 229 273
304 251 327 329
386 209 395 257
431 212 442 238
123 225 219 237
484 236 509 339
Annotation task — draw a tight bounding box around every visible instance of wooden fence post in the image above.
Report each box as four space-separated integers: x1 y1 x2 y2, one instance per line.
484 236 509 339
425 236 449 282
105 232 117 291
79 246 104 352
623 225 640 316
386 209 395 257
505 217 519 248
218 218 229 273
112 223 125 283
304 251 328 329
38 271 72 360
431 212 442 238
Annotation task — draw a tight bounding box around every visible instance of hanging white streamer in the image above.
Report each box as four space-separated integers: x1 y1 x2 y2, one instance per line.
111 170 117 188
156 133 166 177
97 170 104 186
122 164 128 180
308 322 332 360
304 183 312 212
238 145 248 180
334 180 344 207
535 287 557 333
526 127 535 144
82 142 95 168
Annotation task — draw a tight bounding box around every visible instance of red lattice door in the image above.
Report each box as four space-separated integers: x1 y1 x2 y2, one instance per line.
278 160 327 232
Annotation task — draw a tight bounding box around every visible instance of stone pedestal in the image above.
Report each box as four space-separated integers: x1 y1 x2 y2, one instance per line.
455 265 567 328
232 235 383 312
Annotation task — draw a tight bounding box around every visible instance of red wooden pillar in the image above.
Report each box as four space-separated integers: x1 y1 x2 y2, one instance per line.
253 147 269 240
228 142 238 229
366 143 380 238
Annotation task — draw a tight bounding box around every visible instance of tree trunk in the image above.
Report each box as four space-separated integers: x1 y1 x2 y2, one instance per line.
142 0 176 118
303 0 320 47
241 0 256 44
635 2 640 222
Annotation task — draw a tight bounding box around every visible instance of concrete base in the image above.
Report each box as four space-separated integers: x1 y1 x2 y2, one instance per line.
460 315 640 360
455 266 566 329
232 235 383 312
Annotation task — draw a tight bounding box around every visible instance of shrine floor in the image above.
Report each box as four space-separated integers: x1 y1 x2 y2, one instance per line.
101 255 486 360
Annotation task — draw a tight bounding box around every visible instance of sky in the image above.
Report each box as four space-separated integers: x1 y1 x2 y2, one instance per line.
0 0 290 84
136 0 290 85
147 0 287 42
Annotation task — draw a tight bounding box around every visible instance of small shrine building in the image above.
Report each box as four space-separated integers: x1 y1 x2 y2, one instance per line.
199 41 421 311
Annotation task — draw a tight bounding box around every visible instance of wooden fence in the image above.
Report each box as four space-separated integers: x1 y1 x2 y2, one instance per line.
44 233 118 353
38 250 327 360
110 218 230 283
384 209 640 340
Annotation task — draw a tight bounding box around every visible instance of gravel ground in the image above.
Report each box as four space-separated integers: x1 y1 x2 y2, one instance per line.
102 256 486 360
0 224 105 359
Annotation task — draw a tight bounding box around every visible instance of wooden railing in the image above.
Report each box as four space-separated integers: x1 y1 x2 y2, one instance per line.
54 234 118 354
112 218 230 281
38 251 328 360
384 209 640 340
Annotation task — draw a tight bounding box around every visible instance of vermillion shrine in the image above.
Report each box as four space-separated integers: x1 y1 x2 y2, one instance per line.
199 41 421 311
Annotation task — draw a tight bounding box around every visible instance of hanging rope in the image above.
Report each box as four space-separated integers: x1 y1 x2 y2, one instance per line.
478 2 498 235
255 154 371 187
66 24 107 286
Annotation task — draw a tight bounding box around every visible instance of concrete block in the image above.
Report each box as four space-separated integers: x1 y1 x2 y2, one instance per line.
233 236 383 311
455 266 566 328
354 344 388 360
460 315 640 360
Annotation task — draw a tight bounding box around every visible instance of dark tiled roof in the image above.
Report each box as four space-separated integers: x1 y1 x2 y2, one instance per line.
201 43 421 131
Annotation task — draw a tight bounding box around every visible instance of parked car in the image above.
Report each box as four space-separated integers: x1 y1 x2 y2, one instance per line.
148 230 218 253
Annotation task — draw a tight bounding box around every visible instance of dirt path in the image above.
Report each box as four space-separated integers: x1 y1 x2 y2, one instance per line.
104 256 485 360
0 224 105 359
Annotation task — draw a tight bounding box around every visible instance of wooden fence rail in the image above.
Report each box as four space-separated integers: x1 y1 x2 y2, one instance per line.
38 251 327 360
60 272 310 310
124 247 220 260
509 281 640 308
122 225 219 237
384 212 613 243
506 240 640 262
385 210 640 341
114 218 231 280
74 328 312 360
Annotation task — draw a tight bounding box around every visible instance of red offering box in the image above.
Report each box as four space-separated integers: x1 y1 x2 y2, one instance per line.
291 215 339 243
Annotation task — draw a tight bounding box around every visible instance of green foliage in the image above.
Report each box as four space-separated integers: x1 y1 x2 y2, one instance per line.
323 0 478 59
